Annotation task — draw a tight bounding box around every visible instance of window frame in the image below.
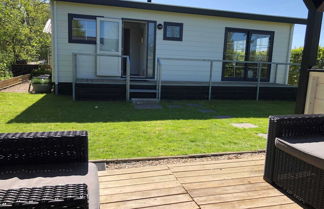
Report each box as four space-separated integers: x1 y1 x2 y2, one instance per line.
68 13 101 44
222 27 275 82
163 22 183 41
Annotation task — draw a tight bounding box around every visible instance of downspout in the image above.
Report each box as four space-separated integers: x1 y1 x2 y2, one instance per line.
51 0 59 95
285 24 294 84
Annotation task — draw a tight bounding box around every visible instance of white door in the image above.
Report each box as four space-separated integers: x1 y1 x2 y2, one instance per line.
96 17 122 76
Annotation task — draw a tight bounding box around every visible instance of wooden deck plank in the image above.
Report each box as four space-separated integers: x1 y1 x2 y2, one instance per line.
100 194 193 209
99 157 303 209
178 170 263 184
174 164 264 178
183 176 264 190
200 196 293 209
99 169 172 181
100 175 176 188
168 157 265 168
100 181 181 195
170 160 264 172
194 189 282 205
141 202 200 209
99 166 168 176
100 186 186 204
255 204 303 209
188 182 273 198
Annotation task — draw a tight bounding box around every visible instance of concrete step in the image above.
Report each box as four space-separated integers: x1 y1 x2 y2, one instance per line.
130 89 157 93
131 98 160 104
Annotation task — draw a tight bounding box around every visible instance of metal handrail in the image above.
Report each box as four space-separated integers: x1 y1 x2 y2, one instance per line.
157 57 301 101
72 53 131 101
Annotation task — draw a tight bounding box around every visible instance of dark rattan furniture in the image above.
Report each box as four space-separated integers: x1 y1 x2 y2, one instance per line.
0 131 99 209
264 114 324 209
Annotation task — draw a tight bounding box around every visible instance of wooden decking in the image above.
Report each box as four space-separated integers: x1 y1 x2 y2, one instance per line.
98 157 302 209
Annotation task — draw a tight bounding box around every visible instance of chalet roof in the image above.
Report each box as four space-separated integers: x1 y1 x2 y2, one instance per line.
54 0 307 25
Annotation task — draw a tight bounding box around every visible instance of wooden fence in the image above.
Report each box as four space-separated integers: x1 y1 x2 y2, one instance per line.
0 74 30 90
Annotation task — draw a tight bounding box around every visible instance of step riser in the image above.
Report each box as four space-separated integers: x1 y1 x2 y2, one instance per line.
129 89 157 93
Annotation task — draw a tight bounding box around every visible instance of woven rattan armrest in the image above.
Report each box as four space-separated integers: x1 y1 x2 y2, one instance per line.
0 131 88 166
0 184 88 209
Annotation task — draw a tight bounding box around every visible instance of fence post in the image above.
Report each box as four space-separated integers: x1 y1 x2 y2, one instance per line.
72 53 76 101
208 61 213 101
256 62 262 101
126 56 130 102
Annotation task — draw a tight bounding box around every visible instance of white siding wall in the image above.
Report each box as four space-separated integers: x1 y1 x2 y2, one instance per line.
55 2 293 83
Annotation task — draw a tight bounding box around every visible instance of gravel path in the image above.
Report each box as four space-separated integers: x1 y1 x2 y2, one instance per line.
0 81 30 93
106 152 265 170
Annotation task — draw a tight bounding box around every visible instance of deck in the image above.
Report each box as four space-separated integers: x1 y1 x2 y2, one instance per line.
76 78 295 88
98 157 302 209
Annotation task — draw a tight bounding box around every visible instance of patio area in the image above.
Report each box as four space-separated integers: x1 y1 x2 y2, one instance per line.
98 156 302 209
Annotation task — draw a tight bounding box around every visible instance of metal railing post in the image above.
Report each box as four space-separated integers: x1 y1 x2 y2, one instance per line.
256 62 262 101
208 60 213 101
72 53 76 101
284 64 289 85
156 58 160 100
274 64 278 84
233 61 236 78
158 59 162 101
126 56 130 101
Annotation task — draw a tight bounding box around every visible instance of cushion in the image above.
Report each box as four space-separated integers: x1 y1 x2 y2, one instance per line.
275 136 324 170
0 162 99 209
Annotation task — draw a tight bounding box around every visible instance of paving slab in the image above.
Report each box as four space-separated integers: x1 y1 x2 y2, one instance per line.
257 133 268 139
198 109 215 113
186 103 203 108
231 123 258 128
134 104 163 110
214 115 233 119
167 104 183 109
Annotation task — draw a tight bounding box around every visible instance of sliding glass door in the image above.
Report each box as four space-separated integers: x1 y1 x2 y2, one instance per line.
222 28 274 81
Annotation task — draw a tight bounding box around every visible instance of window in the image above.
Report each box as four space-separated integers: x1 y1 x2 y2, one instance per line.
68 14 98 44
99 20 120 52
163 22 183 41
222 28 274 81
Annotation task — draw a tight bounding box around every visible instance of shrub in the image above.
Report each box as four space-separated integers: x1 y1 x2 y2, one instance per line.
31 77 51 84
288 47 324 86
30 65 51 78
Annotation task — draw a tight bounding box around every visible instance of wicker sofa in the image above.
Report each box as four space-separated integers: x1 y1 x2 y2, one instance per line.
264 114 324 209
0 131 99 209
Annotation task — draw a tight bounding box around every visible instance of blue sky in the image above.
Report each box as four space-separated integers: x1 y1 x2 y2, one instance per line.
131 0 323 48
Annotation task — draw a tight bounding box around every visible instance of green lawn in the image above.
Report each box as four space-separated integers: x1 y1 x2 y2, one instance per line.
0 92 295 160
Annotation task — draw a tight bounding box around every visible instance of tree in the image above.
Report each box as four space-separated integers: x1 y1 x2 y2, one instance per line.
289 47 324 85
0 0 50 78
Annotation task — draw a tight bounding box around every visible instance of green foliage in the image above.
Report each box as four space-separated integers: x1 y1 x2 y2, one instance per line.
289 47 324 86
31 77 51 84
30 65 51 77
0 0 50 79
